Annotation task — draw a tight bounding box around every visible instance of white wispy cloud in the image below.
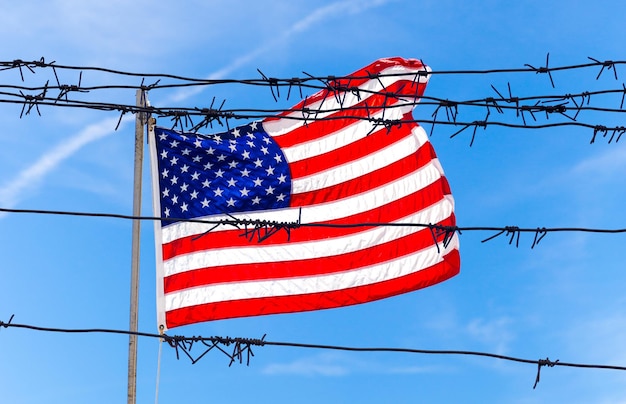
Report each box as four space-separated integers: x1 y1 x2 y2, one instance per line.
263 353 350 377
170 0 395 102
569 144 626 182
0 1 210 63
262 352 445 377
420 309 518 361
563 309 626 365
466 316 515 355
0 116 130 215
554 309 626 404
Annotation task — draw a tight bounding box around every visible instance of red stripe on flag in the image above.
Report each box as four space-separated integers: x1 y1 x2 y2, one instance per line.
164 249 459 328
161 177 451 260
163 214 455 293
288 118 415 178
290 142 438 207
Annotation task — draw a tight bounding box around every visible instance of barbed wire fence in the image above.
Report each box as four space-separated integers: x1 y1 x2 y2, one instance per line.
0 56 625 143
1 55 625 389
2 315 625 389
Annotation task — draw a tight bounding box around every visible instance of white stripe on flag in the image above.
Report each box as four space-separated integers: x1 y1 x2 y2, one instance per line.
291 130 421 194
164 233 458 310
163 195 454 276
277 104 414 163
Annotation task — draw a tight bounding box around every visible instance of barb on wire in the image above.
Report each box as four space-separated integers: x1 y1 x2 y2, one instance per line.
431 99 459 132
530 227 548 249
491 82 521 119
169 109 194 132
168 334 267 365
317 75 338 115
588 57 619 80
53 70 90 102
18 81 49 118
601 126 626 144
139 77 161 92
590 125 608 144
524 53 555 88
114 108 127 131
4 59 36 81
519 102 536 125
239 215 302 243
257 69 280 102
534 357 560 389
481 226 521 247
286 77 304 100
484 96 503 115
428 224 460 253
609 126 624 143
189 98 230 132
325 75 354 109
541 101 575 120
449 120 488 147
558 93 583 120
519 101 576 123
368 116 404 135
0 314 14 330
188 209 302 243
190 212 239 241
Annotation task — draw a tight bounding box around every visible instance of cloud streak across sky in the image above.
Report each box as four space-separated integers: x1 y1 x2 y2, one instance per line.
0 0 392 217
0 116 129 213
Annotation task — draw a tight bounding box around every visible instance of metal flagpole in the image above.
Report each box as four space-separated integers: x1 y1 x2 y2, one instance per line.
128 89 146 404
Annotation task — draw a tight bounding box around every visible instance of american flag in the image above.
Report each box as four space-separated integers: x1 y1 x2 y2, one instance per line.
150 57 460 330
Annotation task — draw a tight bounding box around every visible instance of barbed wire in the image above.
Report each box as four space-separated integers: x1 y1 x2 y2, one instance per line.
2 57 625 395
3 77 626 111
2 74 625 143
1 92 626 144
3 87 626 116
2 207 624 249
1 315 624 389
0 55 622 84
2 56 626 144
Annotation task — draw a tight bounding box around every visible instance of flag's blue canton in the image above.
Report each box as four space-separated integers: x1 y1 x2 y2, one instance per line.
155 122 291 226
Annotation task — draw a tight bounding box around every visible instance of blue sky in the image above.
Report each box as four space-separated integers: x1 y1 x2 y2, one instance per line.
1 1 625 403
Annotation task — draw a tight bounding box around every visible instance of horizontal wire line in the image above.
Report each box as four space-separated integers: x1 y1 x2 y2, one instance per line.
1 57 623 83
2 57 624 141
2 82 626 104
3 92 626 115
2 95 626 133
5 110 626 132
1 319 625 373
1 207 624 235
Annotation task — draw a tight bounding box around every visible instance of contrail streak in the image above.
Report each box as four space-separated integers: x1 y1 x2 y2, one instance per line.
0 0 393 217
